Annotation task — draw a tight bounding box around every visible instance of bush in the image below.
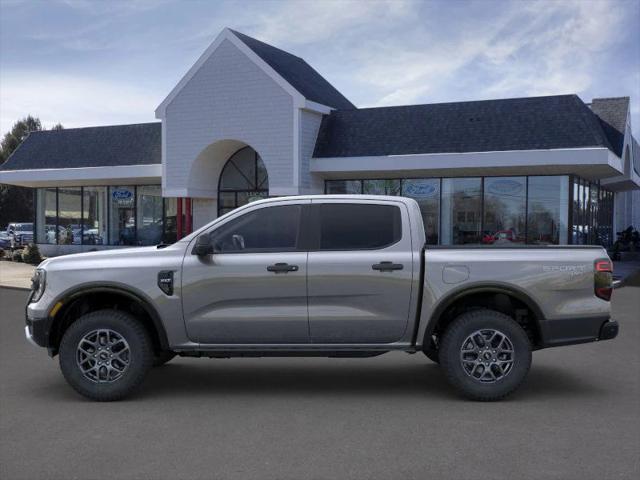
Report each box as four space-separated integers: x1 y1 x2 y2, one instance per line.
11 250 24 262
0 248 5 259
21 243 42 265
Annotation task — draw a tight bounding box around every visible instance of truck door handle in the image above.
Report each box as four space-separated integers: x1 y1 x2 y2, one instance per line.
267 263 299 273
372 261 404 272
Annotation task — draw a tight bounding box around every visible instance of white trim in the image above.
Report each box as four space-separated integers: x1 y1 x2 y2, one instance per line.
163 187 217 198
161 121 167 191
293 108 300 188
155 28 305 118
311 147 623 177
0 164 161 188
303 100 333 114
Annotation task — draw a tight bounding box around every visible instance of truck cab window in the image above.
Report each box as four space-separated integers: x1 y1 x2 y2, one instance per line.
317 203 402 250
210 204 302 253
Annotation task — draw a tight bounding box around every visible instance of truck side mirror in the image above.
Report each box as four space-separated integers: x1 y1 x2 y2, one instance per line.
193 234 213 256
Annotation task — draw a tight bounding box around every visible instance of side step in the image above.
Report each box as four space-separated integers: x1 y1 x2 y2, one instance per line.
178 350 390 359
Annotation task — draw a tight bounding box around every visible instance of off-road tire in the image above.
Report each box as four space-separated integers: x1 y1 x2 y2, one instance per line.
439 309 531 401
59 309 153 401
153 351 176 367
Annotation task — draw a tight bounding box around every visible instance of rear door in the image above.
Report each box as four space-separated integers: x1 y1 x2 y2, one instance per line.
307 199 414 344
181 201 310 344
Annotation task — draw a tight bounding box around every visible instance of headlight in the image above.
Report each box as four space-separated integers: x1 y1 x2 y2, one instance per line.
30 269 46 302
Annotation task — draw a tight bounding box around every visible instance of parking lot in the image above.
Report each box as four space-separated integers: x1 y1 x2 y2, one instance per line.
1 279 639 480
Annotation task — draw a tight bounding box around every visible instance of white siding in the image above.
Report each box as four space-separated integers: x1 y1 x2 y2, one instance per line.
299 109 324 193
163 39 295 197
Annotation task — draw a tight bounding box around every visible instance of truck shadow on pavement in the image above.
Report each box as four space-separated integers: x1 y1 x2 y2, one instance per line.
114 360 608 402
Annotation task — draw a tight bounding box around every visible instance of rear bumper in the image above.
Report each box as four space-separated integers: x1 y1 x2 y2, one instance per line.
540 316 619 347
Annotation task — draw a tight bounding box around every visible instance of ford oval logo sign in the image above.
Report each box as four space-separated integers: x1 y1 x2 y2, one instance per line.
112 189 133 200
403 181 438 198
488 180 523 196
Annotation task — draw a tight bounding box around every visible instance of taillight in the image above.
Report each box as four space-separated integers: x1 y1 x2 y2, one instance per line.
594 258 613 301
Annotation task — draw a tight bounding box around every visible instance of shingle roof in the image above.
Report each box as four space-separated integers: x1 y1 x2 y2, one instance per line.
0 122 161 171
230 29 355 110
313 95 615 158
589 97 629 157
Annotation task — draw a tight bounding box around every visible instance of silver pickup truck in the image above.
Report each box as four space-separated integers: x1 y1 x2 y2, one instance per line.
25 195 618 401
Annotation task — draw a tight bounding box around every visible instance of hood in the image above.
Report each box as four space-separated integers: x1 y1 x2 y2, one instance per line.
39 245 169 269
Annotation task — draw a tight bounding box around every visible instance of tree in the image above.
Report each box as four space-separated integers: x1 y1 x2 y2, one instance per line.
0 116 61 229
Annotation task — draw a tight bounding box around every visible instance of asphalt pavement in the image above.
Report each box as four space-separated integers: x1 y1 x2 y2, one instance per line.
1 281 639 480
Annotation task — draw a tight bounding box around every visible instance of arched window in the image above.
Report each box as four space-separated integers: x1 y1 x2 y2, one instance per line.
218 146 268 215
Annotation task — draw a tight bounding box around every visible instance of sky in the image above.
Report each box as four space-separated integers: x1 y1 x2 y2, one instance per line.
1 0 639 137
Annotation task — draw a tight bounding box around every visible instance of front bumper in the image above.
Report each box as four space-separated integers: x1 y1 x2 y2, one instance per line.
540 316 619 348
25 314 53 348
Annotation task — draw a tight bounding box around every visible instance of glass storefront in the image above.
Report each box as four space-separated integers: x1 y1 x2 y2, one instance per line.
35 185 176 246
82 187 107 245
483 177 526 244
326 175 613 246
35 187 58 245
217 147 269 216
441 178 482 245
57 187 82 245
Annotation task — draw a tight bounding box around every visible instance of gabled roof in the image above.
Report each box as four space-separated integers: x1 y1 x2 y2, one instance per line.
156 28 354 116
0 123 161 171
229 30 355 110
313 94 615 158
589 97 630 157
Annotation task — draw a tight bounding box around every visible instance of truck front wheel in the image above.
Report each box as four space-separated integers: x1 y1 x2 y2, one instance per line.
59 309 154 401
439 309 531 401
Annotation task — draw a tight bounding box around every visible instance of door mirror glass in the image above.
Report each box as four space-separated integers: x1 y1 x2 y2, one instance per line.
193 234 213 256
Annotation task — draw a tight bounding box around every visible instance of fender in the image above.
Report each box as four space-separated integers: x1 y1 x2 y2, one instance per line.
420 281 546 346
48 281 170 350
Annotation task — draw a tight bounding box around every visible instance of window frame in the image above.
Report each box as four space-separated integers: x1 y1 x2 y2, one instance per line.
305 201 404 252
206 203 306 254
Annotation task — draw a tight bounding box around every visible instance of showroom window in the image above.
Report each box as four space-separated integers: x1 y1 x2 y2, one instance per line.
57 187 82 245
326 174 609 246
137 186 163 246
109 186 136 246
483 177 526 245
34 185 178 247
527 176 569 245
441 178 482 245
35 188 57 244
82 187 107 246
402 179 440 245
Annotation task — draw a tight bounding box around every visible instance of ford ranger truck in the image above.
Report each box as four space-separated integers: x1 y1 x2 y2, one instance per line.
25 195 619 401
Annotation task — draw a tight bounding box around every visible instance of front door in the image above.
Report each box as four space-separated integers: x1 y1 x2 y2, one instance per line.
307 200 415 344
181 202 310 344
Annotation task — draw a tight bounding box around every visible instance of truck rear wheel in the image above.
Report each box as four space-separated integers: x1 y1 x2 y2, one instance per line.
439 309 531 401
59 309 153 401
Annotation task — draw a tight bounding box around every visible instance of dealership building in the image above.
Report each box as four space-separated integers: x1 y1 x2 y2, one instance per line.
1 28 638 256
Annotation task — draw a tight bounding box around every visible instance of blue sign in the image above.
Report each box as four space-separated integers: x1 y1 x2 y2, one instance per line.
403 181 438 198
488 179 523 196
112 189 133 200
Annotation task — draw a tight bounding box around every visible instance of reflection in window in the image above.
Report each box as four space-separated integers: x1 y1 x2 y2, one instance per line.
58 188 82 245
137 186 163 245
527 176 569 245
210 205 301 253
109 186 136 245
36 188 57 244
441 178 482 245
163 197 177 244
82 187 106 245
362 179 401 195
402 179 440 244
325 180 362 194
483 177 526 245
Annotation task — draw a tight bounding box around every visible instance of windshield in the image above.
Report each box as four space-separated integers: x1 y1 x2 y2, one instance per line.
13 224 33 231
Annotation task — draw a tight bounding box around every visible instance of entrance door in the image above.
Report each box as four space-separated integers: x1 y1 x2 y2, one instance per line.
181 201 310 344
307 200 415 344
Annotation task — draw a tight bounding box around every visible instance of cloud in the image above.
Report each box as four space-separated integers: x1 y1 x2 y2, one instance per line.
0 72 158 133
